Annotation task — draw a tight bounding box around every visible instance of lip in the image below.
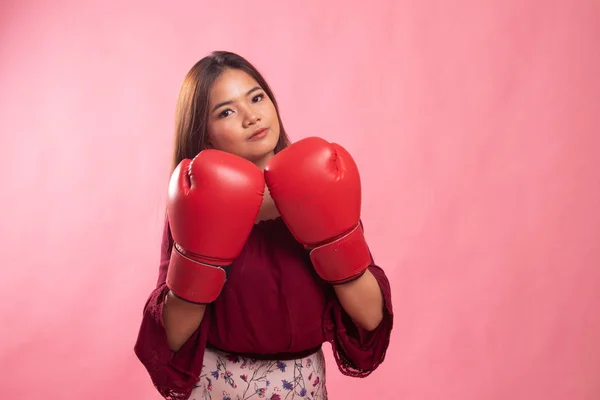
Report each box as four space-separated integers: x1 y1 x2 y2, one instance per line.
248 127 268 140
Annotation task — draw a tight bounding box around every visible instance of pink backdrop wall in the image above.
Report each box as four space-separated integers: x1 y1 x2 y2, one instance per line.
1 1 599 399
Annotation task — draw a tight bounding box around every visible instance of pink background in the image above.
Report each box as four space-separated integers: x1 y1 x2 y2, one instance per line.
1 1 599 399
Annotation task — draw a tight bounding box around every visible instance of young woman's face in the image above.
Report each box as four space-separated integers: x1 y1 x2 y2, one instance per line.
206 68 281 168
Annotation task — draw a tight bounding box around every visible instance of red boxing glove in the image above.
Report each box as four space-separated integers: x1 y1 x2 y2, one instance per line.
167 150 265 303
264 137 371 284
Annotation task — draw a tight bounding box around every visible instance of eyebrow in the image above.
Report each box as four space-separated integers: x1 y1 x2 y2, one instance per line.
212 86 262 113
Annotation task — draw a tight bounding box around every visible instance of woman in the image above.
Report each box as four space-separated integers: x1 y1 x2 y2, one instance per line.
134 51 393 400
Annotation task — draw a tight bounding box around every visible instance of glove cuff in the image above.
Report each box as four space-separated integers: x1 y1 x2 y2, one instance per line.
166 244 227 304
309 224 371 284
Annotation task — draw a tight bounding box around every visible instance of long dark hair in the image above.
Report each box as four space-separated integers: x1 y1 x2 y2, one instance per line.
170 51 291 172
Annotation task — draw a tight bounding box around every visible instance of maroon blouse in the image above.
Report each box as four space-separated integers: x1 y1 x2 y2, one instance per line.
134 217 393 400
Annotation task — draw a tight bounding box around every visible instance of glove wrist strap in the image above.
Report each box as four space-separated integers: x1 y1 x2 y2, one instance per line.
166 245 227 304
309 223 371 284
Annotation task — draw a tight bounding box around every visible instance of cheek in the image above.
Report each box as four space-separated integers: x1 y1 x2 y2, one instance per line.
266 104 280 130
208 120 240 145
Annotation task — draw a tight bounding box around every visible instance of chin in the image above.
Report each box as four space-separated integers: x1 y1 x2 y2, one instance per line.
259 132 279 151
247 140 277 164
266 134 279 153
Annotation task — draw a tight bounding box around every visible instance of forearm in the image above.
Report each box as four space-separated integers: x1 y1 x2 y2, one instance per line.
333 268 384 331
162 290 206 352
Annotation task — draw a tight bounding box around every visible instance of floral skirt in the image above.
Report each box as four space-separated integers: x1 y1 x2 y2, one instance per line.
189 346 328 400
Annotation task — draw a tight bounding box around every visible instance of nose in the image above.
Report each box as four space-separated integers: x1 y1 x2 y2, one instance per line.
242 107 260 128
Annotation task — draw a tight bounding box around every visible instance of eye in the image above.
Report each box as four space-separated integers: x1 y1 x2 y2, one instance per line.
219 109 233 118
252 93 264 103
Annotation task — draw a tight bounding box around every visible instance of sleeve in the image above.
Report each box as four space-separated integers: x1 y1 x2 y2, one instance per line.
323 222 394 378
133 218 210 400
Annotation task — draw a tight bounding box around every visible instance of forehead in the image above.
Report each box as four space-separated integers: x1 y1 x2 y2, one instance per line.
209 69 260 104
